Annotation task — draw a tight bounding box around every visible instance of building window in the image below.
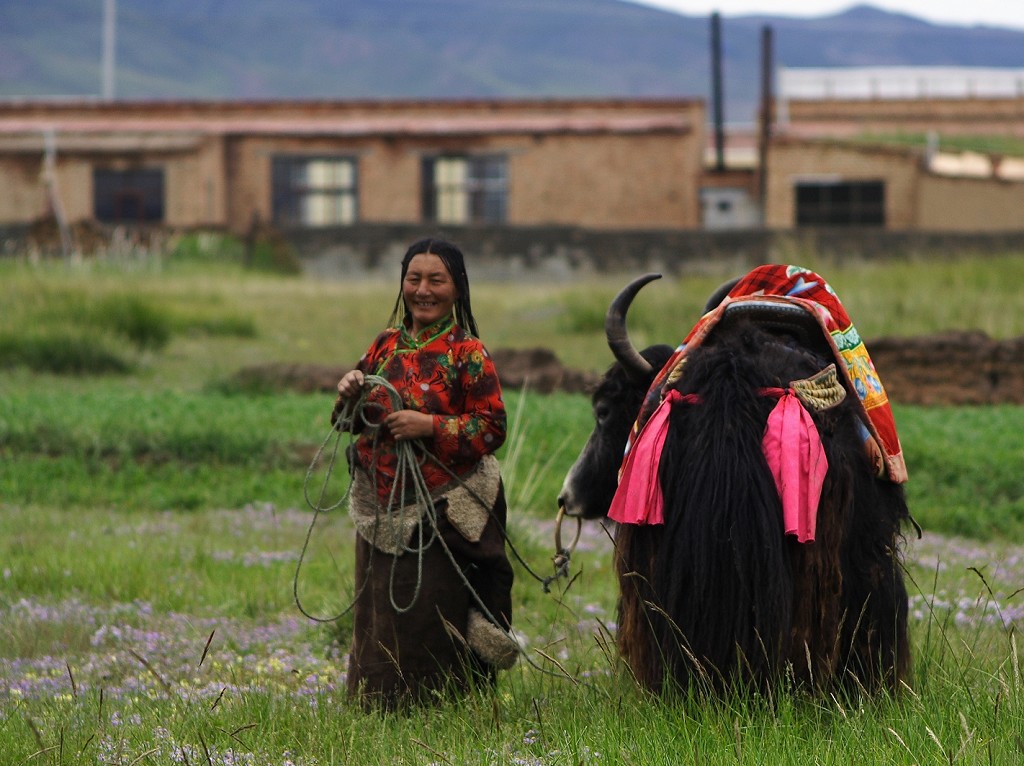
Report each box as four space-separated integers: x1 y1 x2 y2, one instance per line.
700 186 761 230
795 180 885 226
272 156 358 226
93 168 165 223
422 155 507 224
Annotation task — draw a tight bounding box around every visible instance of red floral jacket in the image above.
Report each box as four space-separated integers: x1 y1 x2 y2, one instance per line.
348 316 506 506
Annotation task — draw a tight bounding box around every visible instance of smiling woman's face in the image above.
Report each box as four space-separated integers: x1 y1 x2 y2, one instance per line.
402 252 458 334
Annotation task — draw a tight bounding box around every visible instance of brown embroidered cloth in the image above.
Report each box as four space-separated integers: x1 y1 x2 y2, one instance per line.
345 476 515 708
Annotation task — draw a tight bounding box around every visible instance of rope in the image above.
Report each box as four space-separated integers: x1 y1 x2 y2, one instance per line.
542 505 583 593
292 380 376 623
296 376 524 619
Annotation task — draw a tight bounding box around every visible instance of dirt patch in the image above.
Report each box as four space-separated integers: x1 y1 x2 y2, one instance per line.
489 348 601 395
225 348 602 398
868 331 1024 405
228 333 1024 406
226 362 351 395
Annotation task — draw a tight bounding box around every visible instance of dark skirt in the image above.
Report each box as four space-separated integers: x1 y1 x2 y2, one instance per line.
346 484 514 709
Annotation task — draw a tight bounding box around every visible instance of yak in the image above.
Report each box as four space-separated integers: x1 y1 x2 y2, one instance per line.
558 268 912 697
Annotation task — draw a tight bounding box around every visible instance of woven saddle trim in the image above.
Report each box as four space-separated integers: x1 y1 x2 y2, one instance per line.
349 455 501 554
790 363 846 412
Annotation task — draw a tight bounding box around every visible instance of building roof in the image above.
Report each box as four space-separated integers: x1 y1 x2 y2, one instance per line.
0 98 697 153
0 114 693 139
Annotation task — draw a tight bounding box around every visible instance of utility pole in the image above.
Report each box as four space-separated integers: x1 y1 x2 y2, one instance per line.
42 128 75 261
102 0 116 100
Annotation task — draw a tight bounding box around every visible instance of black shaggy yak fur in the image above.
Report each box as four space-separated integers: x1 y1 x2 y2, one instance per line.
614 321 911 697
563 344 676 515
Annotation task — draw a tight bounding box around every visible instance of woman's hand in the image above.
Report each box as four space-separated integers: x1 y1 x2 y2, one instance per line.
331 370 366 428
336 370 366 400
385 410 434 441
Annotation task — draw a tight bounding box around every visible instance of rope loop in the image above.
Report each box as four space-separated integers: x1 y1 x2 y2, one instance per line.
543 505 582 593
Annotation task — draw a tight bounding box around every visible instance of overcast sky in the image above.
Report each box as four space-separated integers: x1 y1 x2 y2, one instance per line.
627 1 1024 32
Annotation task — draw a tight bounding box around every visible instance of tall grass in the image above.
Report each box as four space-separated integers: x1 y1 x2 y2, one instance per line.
2 253 1024 762
0 269 255 375
0 332 131 374
1 504 1022 763
5 253 1024 382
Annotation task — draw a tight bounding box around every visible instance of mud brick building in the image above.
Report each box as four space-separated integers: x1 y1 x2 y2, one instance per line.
2 72 1023 242
0 98 704 233
765 67 1024 232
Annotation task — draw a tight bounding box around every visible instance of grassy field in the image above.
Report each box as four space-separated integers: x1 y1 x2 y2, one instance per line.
2 248 1024 763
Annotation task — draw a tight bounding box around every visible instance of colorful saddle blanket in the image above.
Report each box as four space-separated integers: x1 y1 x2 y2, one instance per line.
625 264 908 485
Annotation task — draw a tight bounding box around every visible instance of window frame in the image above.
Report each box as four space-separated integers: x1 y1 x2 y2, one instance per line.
421 154 508 224
271 154 359 227
93 167 165 224
794 179 886 227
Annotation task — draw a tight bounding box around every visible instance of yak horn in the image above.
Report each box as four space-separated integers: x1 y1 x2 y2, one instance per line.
605 272 662 381
703 276 740 313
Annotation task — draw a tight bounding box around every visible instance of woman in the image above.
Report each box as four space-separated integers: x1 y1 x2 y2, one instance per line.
332 238 517 709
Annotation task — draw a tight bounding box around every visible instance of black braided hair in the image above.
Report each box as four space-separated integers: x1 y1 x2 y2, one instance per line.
386 238 480 337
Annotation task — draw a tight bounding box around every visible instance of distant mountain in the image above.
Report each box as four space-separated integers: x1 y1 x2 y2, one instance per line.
2 1 1023 123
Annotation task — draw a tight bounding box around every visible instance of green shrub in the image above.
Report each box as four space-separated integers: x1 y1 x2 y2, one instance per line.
90 294 173 351
167 231 246 265
172 312 257 338
557 292 608 334
164 229 301 273
0 332 132 374
245 236 303 275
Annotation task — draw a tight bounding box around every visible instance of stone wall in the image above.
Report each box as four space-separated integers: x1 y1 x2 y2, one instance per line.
290 224 1024 280
4 221 1024 279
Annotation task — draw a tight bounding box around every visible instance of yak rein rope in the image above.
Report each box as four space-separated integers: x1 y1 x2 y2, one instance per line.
543 504 582 593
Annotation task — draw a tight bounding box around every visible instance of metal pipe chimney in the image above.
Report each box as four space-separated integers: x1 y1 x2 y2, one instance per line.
758 24 774 216
710 12 725 172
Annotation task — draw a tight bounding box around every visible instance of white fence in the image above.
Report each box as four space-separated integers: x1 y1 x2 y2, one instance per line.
778 66 1024 101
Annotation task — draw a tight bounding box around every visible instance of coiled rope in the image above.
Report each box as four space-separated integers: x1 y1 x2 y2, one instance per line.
294 375 597 684
296 376 520 626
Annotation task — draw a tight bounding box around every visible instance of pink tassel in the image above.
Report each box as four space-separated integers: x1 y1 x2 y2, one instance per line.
607 390 690 525
608 387 827 541
760 390 828 543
